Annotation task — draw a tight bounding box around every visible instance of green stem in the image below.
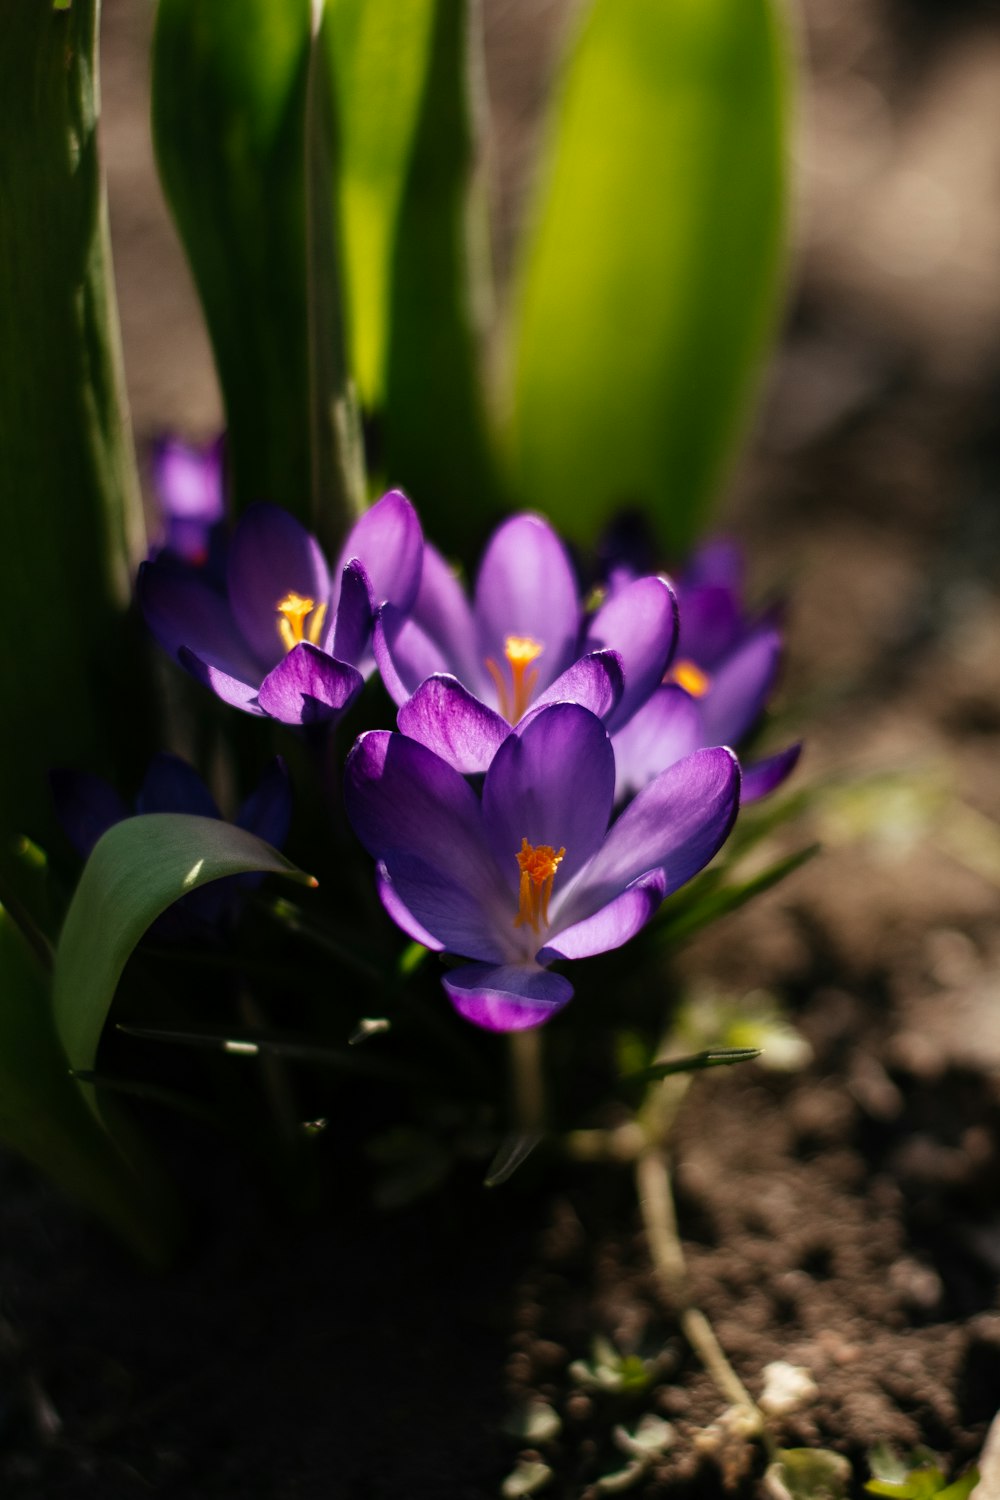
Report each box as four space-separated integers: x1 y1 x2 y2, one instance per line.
508 1027 546 1134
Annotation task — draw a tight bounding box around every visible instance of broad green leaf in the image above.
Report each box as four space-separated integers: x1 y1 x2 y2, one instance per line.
0 904 178 1265
329 0 437 408
52 814 314 1081
380 0 501 550
152 0 317 524
0 0 149 848
507 0 791 552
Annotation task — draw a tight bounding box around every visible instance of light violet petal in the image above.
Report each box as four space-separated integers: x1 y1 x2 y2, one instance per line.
611 685 703 803
474 514 581 693
531 650 624 722
411 543 479 682
740 743 802 804
397 676 511 775
585 574 678 731
139 560 261 680
136 753 220 819
256 643 362 725
179 648 266 715
442 963 574 1032
566 747 740 919
337 489 423 612
373 604 453 707
227 504 331 671
542 869 666 961
482 703 614 891
376 856 507 963
151 435 225 523
700 625 782 745
330 559 373 671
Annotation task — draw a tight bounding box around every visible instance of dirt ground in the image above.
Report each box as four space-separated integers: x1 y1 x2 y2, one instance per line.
2 0 999 1495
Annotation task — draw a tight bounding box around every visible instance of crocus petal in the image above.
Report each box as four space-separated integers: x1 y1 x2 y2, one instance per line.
136 753 220 819
329 559 373 670
673 583 743 668
151 435 225 523
410 543 479 683
442 963 574 1032
256 642 363 725
474 514 581 693
585 574 678 731
236 757 292 849
740 743 802 804
397 675 511 775
611 685 703 802
376 856 508 963
337 490 423 613
566 747 740 920
700 624 782 745
373 604 453 706
541 869 666 961
531 650 624 723
139 560 262 681
50 770 129 859
179 648 267 715
227 505 331 671
482 703 614 890
682 538 744 593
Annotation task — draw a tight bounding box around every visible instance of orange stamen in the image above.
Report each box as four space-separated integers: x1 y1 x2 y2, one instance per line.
514 837 565 932
668 658 711 698
276 591 328 654
485 635 543 722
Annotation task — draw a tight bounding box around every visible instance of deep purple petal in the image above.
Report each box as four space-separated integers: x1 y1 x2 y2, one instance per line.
397 676 511 775
179 648 266 715
700 624 782 745
740 743 802 804
585 574 678 731
611 685 703 802
442 963 574 1032
373 604 455 706
474 515 581 693
236 757 292 849
330 559 373 670
482 703 614 891
542 869 666 961
227 505 331 671
531 650 624 723
256 643 363 725
136 754 220 819
410 543 479 682
566 747 740 918
345 731 504 917
376 857 507 963
337 490 423 613
673 583 743 668
139 560 262 681
682 538 744 593
50 770 129 860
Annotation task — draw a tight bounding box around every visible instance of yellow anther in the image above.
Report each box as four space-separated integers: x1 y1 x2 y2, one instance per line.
669 658 712 699
485 635 544 723
276 591 328 654
514 837 565 932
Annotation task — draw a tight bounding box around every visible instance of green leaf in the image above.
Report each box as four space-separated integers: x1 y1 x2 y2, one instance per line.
507 0 791 552
655 843 819 946
152 0 317 525
52 813 314 1082
329 0 437 408
768 1448 852 1500
380 0 501 550
0 0 149 847
621 1047 760 1088
0 903 178 1266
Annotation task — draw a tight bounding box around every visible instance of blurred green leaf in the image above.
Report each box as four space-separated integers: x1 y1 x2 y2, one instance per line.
380 0 501 549
0 903 177 1265
621 1046 760 1087
52 813 314 1085
507 0 790 551
768 1447 852 1500
655 842 818 946
0 0 149 848
152 0 318 524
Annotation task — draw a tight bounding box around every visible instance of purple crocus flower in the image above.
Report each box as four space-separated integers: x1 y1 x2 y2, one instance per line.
345 703 740 1031
51 754 292 933
372 513 678 775
139 491 423 726
611 539 801 804
150 434 226 569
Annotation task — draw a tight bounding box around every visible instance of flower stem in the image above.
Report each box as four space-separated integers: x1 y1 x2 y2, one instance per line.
508 1027 546 1134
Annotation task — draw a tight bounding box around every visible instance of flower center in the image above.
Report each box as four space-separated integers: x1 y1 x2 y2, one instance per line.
514 837 565 932
668 658 711 698
276 591 328 654
485 635 543 723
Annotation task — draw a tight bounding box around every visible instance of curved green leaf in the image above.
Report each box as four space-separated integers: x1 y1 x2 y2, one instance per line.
53 814 315 1080
507 0 791 552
